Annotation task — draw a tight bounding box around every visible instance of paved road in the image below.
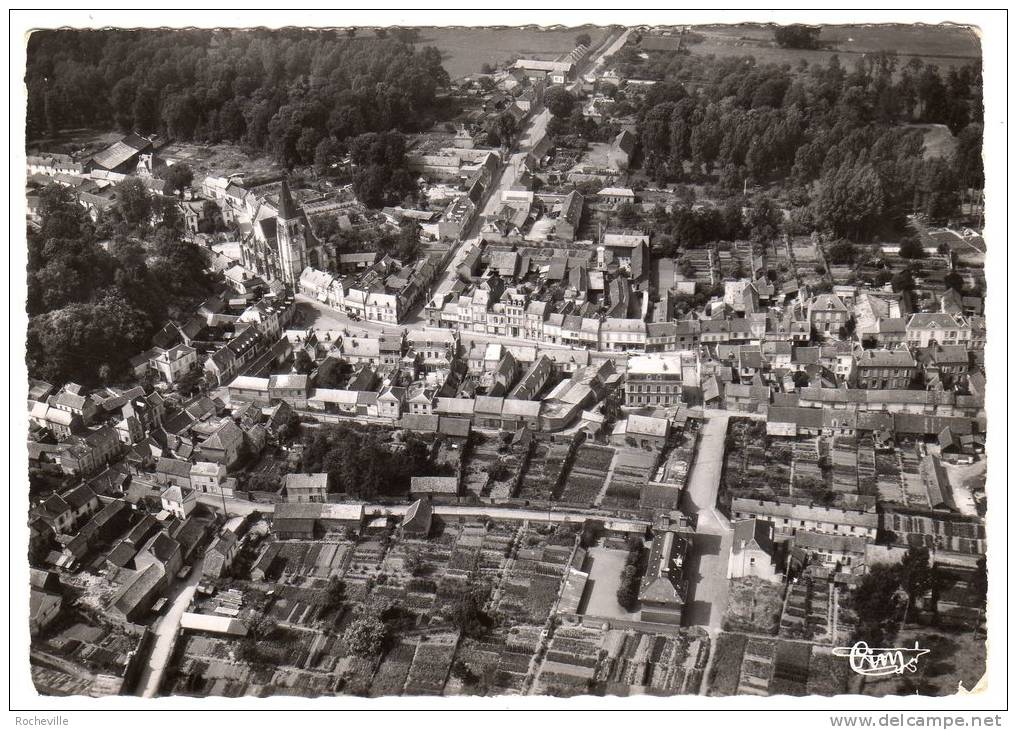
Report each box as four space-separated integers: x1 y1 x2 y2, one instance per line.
195 492 651 532
196 492 272 516
136 556 205 698
680 416 733 630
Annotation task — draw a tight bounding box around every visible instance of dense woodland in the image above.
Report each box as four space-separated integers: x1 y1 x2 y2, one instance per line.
26 29 450 169
26 182 217 387
617 47 983 241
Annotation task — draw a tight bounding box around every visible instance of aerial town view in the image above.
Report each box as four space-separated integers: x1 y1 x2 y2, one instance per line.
21 20 989 703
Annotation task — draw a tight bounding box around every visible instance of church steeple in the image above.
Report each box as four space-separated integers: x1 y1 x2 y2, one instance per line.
277 180 298 220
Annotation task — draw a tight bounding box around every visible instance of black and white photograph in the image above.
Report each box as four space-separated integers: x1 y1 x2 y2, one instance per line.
8 7 1009 719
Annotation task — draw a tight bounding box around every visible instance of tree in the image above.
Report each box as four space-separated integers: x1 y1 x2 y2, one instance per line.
164 163 194 197
851 563 908 646
813 162 885 241
342 615 387 656
827 240 857 266
325 576 346 610
451 659 478 685
495 112 518 148
617 202 641 226
448 583 493 638
544 87 577 119
944 271 964 293
395 220 421 263
616 565 640 610
898 236 926 259
293 349 314 374
748 195 781 249
392 27 419 44
900 546 936 613
774 24 821 50
113 176 153 229
575 32 592 48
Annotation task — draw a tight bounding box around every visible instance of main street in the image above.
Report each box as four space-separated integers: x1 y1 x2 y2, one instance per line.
294 26 634 354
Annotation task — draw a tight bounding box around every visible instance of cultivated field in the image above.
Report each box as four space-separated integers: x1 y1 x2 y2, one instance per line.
419 26 610 79
686 23 980 72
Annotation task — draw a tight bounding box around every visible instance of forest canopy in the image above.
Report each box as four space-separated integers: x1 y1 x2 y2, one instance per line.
26 29 451 168
26 182 217 386
625 48 982 240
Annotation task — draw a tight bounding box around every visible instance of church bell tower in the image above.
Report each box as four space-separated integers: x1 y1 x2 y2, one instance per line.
276 180 305 286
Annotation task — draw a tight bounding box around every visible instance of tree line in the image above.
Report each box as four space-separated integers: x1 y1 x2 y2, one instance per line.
26 29 451 169
623 47 982 241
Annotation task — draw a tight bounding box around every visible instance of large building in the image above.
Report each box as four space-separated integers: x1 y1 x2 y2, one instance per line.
239 181 331 288
624 354 687 408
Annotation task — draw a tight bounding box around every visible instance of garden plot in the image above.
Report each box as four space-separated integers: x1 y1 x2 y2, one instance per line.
856 435 878 497
830 436 859 494
462 433 519 499
681 249 715 285
369 640 417 697
722 420 793 502
737 637 776 696
265 585 331 626
404 633 458 696
346 540 388 579
724 578 784 635
602 450 656 511
779 578 832 643
598 628 706 696
805 646 854 696
496 537 573 623
768 640 813 696
706 632 747 696
517 441 570 502
559 444 614 506
449 625 540 695
535 625 603 696
875 451 905 502
900 446 928 507
262 667 334 698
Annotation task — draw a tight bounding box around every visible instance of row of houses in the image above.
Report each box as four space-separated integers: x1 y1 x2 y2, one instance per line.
299 256 439 325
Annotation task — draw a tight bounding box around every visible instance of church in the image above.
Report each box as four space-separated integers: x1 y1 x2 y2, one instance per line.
238 181 331 288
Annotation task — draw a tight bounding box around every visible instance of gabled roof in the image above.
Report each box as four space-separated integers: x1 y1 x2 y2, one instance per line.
731 519 774 556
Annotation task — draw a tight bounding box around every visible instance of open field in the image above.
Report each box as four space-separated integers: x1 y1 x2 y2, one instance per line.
686 23 980 72
419 26 610 79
